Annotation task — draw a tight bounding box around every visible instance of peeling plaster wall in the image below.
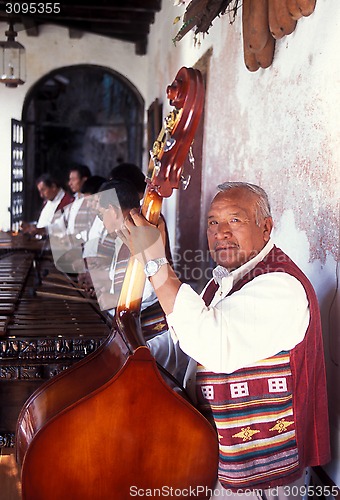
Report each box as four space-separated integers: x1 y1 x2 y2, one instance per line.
0 24 147 230
0 0 339 483
147 0 340 483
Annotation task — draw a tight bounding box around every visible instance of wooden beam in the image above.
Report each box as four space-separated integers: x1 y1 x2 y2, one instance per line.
69 28 83 39
135 38 147 56
59 0 161 11
53 7 156 23
20 18 39 36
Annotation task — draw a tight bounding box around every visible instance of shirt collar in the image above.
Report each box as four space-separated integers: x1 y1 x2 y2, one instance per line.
212 239 274 287
50 188 65 206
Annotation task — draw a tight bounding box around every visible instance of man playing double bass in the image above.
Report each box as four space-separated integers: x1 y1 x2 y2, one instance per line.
119 181 330 499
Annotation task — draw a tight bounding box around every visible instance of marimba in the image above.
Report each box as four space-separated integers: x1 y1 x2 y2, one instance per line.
0 233 111 450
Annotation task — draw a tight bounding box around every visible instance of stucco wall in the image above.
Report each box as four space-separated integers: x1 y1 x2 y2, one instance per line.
0 0 339 483
147 0 340 484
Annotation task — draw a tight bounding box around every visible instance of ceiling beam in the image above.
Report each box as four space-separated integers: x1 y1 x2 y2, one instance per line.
69 28 83 39
21 19 39 36
58 0 161 11
28 10 156 25
0 0 161 55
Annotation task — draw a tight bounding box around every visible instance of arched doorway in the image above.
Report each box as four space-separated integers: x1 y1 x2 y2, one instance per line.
22 64 144 221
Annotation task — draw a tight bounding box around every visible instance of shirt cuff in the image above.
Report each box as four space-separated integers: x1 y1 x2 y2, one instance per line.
166 283 200 343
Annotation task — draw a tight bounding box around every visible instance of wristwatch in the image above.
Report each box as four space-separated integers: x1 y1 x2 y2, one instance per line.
144 257 169 278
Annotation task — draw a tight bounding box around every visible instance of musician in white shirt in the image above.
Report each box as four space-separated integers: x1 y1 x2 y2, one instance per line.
118 181 330 500
21 173 74 236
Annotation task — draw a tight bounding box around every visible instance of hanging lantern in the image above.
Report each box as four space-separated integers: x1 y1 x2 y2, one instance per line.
0 23 26 88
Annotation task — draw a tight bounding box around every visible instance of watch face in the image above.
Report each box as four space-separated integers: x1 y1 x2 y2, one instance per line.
146 260 158 276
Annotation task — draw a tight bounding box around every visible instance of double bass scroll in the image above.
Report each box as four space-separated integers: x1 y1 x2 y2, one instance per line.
116 67 205 349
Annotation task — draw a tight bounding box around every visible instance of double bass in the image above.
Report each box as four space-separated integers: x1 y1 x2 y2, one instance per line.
16 67 218 499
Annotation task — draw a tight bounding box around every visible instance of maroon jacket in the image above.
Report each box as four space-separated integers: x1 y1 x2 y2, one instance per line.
197 246 330 490
57 191 74 211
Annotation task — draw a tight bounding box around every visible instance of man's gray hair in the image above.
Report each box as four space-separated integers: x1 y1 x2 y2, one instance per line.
217 181 272 225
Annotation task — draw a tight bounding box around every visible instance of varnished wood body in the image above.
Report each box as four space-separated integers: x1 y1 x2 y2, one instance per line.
15 330 129 467
17 337 218 499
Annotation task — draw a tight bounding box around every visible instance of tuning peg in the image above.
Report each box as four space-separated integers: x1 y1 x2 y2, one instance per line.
181 174 191 190
153 159 161 176
163 131 176 152
188 145 195 167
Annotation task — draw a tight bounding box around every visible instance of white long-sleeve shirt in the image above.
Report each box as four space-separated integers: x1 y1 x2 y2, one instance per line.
166 240 309 374
36 189 66 228
82 217 106 258
65 195 85 234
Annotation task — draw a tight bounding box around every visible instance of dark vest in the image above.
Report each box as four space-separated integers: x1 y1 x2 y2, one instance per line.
197 246 330 491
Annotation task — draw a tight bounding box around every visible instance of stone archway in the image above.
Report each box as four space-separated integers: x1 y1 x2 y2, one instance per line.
22 64 144 221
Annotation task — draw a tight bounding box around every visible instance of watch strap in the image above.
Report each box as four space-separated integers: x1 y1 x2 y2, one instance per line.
144 257 168 278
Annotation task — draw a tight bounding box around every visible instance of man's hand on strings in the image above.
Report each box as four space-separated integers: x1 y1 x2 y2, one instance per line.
118 208 166 266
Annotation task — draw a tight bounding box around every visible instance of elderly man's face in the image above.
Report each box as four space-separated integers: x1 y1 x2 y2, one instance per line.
206 188 273 271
